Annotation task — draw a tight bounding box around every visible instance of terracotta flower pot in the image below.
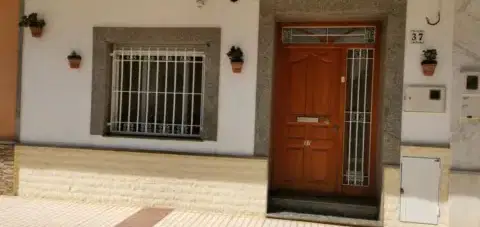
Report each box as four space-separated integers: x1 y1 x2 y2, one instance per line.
231 62 243 73
29 27 43 38
422 63 437 76
68 58 82 69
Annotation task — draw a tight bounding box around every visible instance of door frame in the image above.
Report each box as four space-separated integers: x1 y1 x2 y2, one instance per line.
269 21 382 197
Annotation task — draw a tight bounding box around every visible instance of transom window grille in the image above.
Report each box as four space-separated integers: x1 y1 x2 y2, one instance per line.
343 48 375 186
282 26 376 44
108 47 205 138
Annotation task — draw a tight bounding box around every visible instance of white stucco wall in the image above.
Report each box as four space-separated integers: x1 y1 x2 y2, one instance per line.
20 0 459 153
20 0 260 155
449 0 480 226
450 0 480 169
401 0 455 144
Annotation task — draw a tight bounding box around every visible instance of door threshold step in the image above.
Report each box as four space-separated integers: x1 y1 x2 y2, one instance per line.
267 211 383 227
270 196 379 220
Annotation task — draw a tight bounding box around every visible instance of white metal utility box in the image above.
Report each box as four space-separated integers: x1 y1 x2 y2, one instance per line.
460 71 480 120
400 156 441 225
403 85 446 113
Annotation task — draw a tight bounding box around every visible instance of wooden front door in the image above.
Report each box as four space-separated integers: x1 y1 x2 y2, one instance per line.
271 23 380 197
272 47 345 194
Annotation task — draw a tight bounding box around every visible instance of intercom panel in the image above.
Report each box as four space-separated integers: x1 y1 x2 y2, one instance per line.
461 96 480 119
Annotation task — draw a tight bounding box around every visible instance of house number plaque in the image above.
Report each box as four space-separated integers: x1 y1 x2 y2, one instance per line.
410 29 425 44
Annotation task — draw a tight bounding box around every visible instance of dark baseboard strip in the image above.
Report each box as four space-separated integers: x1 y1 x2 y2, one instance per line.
450 168 480 175
400 142 450 149
15 142 268 160
383 163 400 168
0 141 16 145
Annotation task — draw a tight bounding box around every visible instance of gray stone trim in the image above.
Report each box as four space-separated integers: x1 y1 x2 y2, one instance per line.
0 145 15 195
254 0 276 158
378 6 407 164
254 0 406 165
91 27 221 141
15 0 24 141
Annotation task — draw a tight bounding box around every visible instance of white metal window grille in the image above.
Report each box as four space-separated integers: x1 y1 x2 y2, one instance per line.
343 48 375 186
282 26 376 44
108 47 205 138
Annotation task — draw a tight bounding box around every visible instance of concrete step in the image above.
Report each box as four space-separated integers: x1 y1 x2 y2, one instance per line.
267 211 383 227
269 195 379 221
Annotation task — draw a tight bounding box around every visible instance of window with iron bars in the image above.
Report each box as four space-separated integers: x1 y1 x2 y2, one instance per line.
108 47 205 138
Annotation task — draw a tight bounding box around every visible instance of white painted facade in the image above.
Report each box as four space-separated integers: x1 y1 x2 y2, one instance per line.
20 0 260 156
401 0 454 145
20 0 460 154
16 0 480 226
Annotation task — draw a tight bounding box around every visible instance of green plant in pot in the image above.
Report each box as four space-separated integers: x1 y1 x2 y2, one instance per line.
19 13 46 38
67 51 82 69
227 46 244 73
421 49 437 76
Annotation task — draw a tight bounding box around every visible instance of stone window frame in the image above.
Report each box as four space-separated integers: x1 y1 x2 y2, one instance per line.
90 27 221 141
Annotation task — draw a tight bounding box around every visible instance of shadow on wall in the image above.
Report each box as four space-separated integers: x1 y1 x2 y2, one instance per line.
16 146 267 185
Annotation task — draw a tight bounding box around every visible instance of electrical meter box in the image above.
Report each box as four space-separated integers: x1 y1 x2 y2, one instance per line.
461 96 480 119
462 71 480 95
403 85 446 113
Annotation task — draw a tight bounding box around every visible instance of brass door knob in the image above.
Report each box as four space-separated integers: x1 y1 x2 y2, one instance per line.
303 140 311 146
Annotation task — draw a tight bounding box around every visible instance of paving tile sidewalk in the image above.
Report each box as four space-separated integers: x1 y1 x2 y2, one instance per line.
0 196 344 227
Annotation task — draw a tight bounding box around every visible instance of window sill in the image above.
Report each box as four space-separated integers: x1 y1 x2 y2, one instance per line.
103 133 204 142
